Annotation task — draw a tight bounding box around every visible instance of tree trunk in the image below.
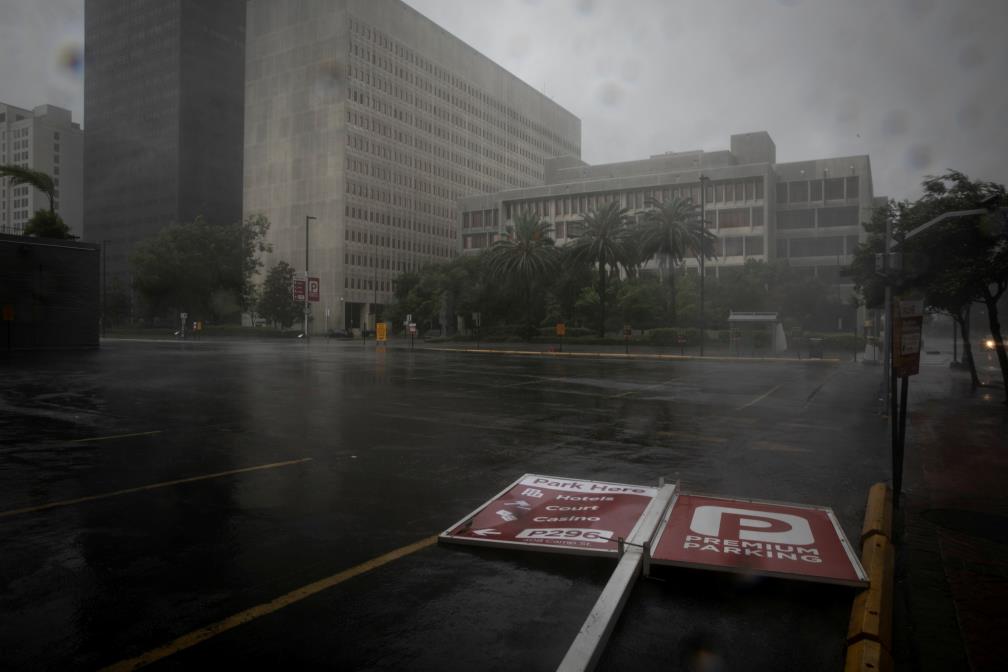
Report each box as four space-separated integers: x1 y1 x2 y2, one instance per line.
982 287 1008 403
956 313 981 388
598 261 606 338
669 269 677 326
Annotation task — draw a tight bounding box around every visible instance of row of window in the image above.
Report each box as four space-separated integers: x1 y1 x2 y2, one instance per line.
776 206 859 230
776 176 859 204
349 17 578 156
776 235 860 258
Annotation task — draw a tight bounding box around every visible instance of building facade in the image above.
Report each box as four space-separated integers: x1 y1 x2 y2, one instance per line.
244 0 581 332
460 132 874 294
0 103 82 237
83 0 246 282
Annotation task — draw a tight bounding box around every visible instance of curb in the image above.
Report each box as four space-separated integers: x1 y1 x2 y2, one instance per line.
845 482 895 671
425 347 840 364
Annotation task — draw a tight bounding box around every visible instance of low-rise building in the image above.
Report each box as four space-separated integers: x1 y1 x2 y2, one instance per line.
460 132 875 294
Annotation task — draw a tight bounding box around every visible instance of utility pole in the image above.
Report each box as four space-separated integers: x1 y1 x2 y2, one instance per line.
102 240 109 337
305 215 316 339
698 174 709 357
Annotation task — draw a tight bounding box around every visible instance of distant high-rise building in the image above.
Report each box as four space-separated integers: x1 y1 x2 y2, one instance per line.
0 102 82 237
83 0 246 281
244 0 581 332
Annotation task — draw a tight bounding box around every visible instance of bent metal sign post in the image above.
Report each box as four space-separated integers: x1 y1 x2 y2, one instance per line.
440 474 659 557
650 494 868 587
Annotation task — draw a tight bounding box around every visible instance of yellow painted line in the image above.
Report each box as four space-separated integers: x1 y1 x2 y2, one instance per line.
737 384 782 410
99 535 439 672
0 458 312 519
71 430 163 443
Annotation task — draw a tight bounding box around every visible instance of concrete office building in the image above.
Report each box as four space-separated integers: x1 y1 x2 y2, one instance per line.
244 0 580 332
0 103 82 237
84 0 246 282
461 132 874 297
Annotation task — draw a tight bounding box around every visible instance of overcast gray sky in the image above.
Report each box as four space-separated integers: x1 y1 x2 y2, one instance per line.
1 0 1004 201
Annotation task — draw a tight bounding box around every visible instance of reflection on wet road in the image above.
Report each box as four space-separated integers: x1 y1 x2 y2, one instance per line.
0 340 887 670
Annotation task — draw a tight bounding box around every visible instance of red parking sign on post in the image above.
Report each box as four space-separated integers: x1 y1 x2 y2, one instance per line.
292 279 306 302
650 494 867 586
440 474 660 557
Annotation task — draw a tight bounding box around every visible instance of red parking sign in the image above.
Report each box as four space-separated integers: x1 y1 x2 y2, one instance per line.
440 474 658 557
651 494 867 586
292 279 306 301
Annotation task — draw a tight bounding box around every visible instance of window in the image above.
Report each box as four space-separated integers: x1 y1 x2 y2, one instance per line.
818 206 858 228
745 236 764 256
789 236 845 257
718 208 749 228
846 176 859 199
810 180 823 201
744 181 754 201
723 236 743 256
789 181 808 202
825 177 844 200
777 209 815 230
752 207 764 227
776 182 788 203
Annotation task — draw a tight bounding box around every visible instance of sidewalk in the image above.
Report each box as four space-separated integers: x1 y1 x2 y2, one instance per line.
894 350 1007 671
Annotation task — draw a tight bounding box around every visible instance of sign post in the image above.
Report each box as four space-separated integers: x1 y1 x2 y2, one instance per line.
623 325 632 355
556 322 566 352
180 311 188 339
891 296 923 507
408 322 417 350
472 312 481 350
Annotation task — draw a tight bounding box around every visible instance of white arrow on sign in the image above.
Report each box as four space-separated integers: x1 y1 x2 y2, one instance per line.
473 528 500 537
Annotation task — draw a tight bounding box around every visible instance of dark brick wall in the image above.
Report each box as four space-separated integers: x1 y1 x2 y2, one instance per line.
1 235 100 349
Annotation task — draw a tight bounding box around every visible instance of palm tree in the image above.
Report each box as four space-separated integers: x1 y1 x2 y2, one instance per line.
638 196 699 324
0 165 56 213
486 211 559 336
570 201 635 337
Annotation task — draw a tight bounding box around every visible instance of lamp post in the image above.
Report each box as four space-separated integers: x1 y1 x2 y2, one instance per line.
698 174 709 356
101 239 109 337
304 215 316 339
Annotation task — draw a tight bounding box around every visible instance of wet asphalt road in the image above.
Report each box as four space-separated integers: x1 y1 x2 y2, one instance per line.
0 340 890 671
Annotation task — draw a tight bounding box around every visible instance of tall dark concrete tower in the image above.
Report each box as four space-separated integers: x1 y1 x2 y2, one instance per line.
83 0 246 281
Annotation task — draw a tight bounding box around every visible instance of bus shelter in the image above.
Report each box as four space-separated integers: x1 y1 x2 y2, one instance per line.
728 311 788 356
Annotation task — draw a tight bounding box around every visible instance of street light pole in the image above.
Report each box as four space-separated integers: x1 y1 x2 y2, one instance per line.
305 215 316 339
698 174 709 357
101 239 109 337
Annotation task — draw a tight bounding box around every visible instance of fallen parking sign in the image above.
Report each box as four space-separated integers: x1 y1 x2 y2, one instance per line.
440 474 661 556
650 494 868 586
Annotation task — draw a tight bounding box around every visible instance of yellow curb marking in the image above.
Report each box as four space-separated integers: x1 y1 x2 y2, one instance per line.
0 458 312 519
71 430 163 443
99 535 439 671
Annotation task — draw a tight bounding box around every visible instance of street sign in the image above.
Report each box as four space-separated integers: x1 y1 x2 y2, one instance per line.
472 312 481 327
180 312 188 320
376 321 387 342
292 279 306 302
893 297 923 376
440 474 661 557
2 304 13 321
307 276 320 302
650 494 868 587
623 325 632 337
408 322 417 335
555 322 566 337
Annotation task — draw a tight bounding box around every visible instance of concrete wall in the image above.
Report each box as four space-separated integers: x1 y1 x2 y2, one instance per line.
0 234 99 349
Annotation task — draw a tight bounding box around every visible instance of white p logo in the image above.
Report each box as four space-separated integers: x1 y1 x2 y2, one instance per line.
690 506 813 545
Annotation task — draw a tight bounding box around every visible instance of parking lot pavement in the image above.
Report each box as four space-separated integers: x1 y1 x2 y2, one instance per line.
0 340 889 670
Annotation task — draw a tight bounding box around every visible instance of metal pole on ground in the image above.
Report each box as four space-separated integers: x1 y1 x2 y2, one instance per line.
304 215 315 340
698 174 709 357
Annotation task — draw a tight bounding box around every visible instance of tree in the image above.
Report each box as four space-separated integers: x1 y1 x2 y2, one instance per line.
22 209 72 239
486 211 559 337
638 196 700 324
1 165 56 214
131 214 272 321
257 261 301 328
569 202 636 336
851 171 1007 400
